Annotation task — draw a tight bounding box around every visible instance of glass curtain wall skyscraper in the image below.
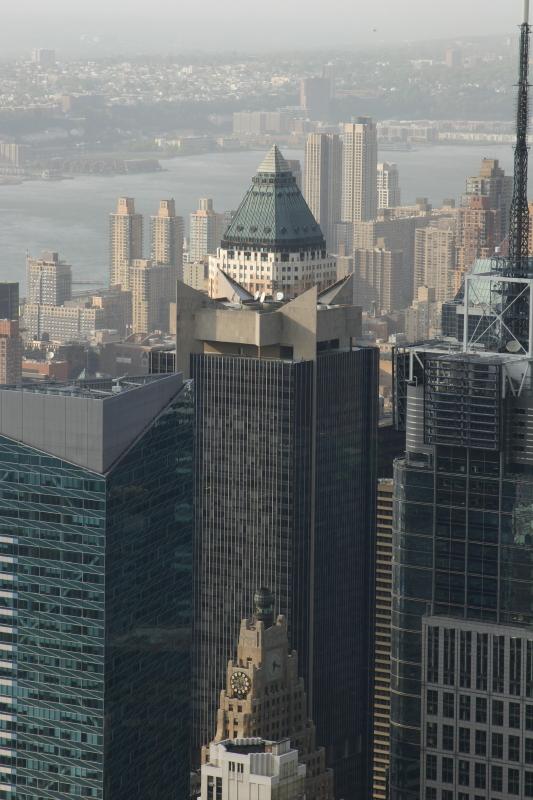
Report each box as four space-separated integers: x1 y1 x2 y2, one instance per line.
178 277 378 800
0 374 193 800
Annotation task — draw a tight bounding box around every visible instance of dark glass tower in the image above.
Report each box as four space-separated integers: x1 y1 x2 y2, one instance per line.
0 374 193 800
183 277 378 800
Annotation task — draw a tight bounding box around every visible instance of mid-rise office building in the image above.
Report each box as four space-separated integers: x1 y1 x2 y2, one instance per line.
202 739 305 800
109 197 143 290
189 198 226 263
342 118 378 224
208 146 336 299
300 77 331 119
404 286 442 343
0 320 22 384
377 162 401 209
208 590 334 800
180 275 378 800
151 198 184 281
22 303 106 343
130 258 174 334
0 373 193 799
373 480 393 800
304 133 343 251
26 251 72 305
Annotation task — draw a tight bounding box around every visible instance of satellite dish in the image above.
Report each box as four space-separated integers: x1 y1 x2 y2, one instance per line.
259 292 266 303
254 290 260 300
275 291 284 301
506 340 522 353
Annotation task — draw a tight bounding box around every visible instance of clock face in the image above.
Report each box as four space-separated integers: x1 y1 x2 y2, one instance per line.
230 671 251 699
265 649 283 681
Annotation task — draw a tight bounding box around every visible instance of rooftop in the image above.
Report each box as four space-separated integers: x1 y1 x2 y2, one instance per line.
222 145 325 251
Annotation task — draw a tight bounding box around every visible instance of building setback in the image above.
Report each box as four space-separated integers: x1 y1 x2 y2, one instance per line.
179 275 378 800
0 374 193 799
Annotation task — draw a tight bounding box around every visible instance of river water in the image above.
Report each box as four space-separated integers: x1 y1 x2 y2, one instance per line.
0 144 520 290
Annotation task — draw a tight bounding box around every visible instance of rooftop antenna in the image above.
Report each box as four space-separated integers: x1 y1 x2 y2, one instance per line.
502 0 531 348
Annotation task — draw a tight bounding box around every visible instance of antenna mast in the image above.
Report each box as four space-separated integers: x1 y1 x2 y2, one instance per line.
502 0 531 348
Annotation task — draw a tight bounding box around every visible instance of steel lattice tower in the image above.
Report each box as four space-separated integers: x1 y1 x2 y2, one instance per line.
503 1 531 347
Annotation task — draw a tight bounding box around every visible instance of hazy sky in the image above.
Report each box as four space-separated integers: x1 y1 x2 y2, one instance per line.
2 0 525 54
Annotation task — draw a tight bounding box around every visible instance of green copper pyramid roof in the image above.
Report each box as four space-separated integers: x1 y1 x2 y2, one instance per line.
222 146 325 251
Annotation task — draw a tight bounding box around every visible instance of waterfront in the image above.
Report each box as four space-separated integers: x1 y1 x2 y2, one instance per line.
0 144 520 289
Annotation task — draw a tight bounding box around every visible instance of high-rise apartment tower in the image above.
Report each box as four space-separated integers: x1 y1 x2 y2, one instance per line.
304 134 343 252
342 119 378 224
109 197 143 290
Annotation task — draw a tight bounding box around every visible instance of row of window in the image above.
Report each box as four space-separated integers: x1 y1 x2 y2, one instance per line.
427 689 531 728
426 756 533 795
427 722 533 761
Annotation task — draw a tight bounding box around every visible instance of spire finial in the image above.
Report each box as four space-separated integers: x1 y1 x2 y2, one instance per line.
253 588 275 627
525 0 530 24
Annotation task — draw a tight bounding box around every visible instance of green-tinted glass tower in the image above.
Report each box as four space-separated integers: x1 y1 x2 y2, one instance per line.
0 374 193 800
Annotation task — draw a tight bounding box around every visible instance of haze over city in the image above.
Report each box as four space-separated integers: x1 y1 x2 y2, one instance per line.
2 2 533 800
1 0 524 53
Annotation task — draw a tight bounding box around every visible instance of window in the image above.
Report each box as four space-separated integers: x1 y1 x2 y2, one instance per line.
510 638 522 695
427 689 438 715
443 629 456 685
441 792 453 800
476 632 488 690
443 693 454 719
509 702 521 728
492 732 503 759
476 697 487 723
493 635 505 693
460 630 472 687
528 705 533 731
459 694 471 721
474 762 486 789
459 727 470 753
426 723 437 748
458 760 470 787
425 790 436 800
491 765 503 792
442 725 454 751
508 768 520 795
492 699 504 726
442 757 454 784
426 754 437 781
475 729 486 756
526 771 533 798
526 738 533 764
509 734 520 762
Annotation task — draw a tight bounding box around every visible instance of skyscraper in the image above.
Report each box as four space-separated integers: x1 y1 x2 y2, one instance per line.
180 276 378 799
414 222 456 303
109 197 143 290
26 251 72 305
208 589 334 800
208 147 336 299
341 119 378 224
189 198 226 263
377 163 401 210
0 373 193 799
463 158 513 244
304 133 343 252
151 198 184 281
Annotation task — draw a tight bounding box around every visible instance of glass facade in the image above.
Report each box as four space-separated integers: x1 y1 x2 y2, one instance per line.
390 354 533 800
192 347 378 800
0 382 193 800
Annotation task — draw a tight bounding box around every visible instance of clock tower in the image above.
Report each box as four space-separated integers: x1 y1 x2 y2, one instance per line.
204 589 334 800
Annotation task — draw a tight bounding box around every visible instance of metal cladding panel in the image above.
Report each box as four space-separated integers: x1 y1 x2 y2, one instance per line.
0 373 183 474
